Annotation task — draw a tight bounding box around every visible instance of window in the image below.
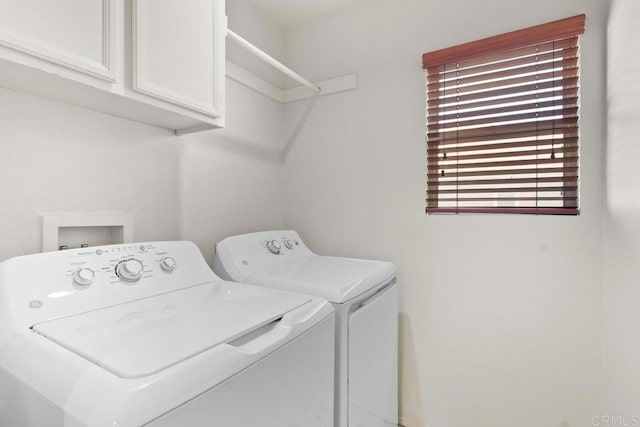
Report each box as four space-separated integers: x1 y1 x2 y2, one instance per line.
423 15 585 215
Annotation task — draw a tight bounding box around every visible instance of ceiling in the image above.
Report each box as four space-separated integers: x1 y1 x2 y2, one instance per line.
248 0 365 27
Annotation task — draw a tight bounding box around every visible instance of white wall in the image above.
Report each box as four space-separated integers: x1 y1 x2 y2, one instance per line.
0 1 286 268
179 1 285 265
604 0 640 415
0 88 180 260
179 78 285 265
282 1 608 426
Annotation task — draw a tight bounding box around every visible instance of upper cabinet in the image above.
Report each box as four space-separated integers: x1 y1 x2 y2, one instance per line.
0 0 118 85
132 0 223 118
0 0 226 134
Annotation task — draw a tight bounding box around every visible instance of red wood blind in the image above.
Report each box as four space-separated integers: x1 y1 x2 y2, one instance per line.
423 15 585 215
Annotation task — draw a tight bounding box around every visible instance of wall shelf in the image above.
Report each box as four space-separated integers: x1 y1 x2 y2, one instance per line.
225 60 357 103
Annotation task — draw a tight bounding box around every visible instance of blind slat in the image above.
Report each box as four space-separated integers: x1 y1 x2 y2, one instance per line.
428 67 579 97
428 97 579 123
427 46 579 83
426 118 578 142
432 155 578 170
427 127 578 146
429 176 578 186
427 58 578 92
428 108 578 132
434 186 577 194
428 197 578 202
425 36 580 74
427 87 578 114
428 137 578 155
427 166 578 179
430 77 579 106
428 147 577 162
426 207 579 215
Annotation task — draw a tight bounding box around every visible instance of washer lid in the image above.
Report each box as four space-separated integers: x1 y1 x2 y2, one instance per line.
32 282 310 378
248 256 397 304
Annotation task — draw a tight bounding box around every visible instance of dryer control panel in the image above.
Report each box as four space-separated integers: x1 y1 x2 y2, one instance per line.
264 235 301 255
214 230 315 283
0 241 219 329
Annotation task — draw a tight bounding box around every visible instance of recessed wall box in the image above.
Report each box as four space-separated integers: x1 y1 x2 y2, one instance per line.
41 213 133 253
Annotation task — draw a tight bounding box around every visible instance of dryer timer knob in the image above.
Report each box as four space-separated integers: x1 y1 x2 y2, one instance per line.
266 240 281 254
117 259 144 282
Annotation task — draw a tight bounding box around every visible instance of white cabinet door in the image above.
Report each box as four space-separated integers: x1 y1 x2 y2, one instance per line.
0 0 116 82
132 0 224 117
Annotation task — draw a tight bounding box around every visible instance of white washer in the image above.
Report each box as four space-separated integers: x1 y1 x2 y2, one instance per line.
214 230 398 427
0 241 335 427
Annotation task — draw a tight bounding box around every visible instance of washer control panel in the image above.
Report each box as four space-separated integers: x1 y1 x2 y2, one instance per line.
64 243 178 289
0 241 217 329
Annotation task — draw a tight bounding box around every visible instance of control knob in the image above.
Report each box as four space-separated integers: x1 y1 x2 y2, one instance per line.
266 240 281 254
73 268 95 287
159 257 177 272
117 259 144 282
284 239 294 250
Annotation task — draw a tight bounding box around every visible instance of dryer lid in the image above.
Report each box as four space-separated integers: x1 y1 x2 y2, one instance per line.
32 282 310 378
247 256 396 304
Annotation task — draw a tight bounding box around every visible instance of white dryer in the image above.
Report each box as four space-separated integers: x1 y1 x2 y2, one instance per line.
0 241 335 427
214 230 398 427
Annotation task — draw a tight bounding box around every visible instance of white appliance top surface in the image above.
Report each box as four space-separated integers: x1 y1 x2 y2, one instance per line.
249 256 396 304
32 282 310 378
